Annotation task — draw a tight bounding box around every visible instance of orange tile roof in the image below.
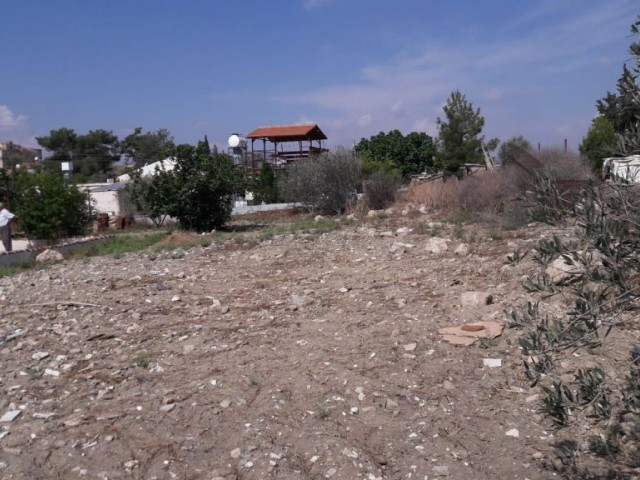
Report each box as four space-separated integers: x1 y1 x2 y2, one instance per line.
246 123 327 142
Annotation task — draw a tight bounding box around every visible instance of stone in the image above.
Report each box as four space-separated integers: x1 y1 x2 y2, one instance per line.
314 215 325 223
425 237 449 254
443 380 455 391
396 227 412 236
526 394 540 404
545 250 603 284
35 249 64 263
159 403 175 412
432 465 449 476
454 243 469 256
31 351 49 361
230 448 241 458
505 428 519 438
0 410 22 423
219 399 231 409
460 291 493 307
385 399 399 409
483 358 502 368
403 343 417 352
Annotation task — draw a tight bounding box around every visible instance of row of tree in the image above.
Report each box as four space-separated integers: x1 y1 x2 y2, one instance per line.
355 90 532 178
35 127 178 182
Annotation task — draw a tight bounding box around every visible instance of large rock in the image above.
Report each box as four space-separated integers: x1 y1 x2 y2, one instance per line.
425 237 449 254
36 249 64 263
545 250 603 284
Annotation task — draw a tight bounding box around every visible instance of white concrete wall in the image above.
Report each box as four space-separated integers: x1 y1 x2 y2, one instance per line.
91 190 122 216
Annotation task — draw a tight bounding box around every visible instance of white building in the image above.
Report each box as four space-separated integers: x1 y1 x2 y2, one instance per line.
603 155 640 183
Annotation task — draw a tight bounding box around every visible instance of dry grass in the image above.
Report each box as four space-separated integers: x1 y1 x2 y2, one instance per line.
403 166 526 215
535 148 593 181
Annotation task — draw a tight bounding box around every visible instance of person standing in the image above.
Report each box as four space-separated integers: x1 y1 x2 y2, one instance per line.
0 202 16 252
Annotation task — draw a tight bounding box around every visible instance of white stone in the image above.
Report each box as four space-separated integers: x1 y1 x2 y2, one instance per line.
483 358 502 368
35 249 64 263
425 237 449 254
0 410 22 422
505 428 520 438
454 243 469 256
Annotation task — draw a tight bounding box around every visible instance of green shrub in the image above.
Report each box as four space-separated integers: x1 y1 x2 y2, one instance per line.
13 171 95 242
279 148 362 215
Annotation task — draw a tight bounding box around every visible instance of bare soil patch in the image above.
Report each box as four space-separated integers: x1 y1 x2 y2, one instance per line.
0 210 637 479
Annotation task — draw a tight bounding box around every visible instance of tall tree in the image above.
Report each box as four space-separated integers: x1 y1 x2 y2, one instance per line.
37 128 120 181
595 15 640 155
36 128 77 164
437 90 497 172
120 128 175 168
355 130 436 178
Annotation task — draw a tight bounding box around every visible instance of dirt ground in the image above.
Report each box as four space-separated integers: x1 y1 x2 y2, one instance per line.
0 207 637 479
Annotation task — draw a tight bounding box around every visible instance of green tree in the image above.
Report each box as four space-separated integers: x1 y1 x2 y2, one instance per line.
165 146 246 232
498 135 533 165
37 128 120 182
355 130 436 178
251 162 279 204
595 15 640 155
437 90 497 172
579 117 617 171
120 127 175 168
279 148 362 214
125 167 175 228
13 171 95 241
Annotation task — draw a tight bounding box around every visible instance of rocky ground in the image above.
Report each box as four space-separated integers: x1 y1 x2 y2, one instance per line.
0 207 638 479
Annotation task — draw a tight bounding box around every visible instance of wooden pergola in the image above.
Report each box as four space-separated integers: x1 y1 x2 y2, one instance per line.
246 123 327 170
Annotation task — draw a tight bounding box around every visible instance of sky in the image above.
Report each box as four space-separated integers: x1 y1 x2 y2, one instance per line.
0 0 638 154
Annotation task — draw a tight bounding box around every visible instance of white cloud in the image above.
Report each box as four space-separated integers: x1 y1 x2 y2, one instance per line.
0 105 27 129
277 0 637 146
0 105 36 147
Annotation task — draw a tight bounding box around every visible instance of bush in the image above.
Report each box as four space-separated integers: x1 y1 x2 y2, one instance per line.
279 148 362 215
362 171 400 210
404 165 527 216
167 146 246 232
13 171 95 242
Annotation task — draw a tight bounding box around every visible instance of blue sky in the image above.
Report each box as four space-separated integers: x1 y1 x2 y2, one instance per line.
0 0 638 152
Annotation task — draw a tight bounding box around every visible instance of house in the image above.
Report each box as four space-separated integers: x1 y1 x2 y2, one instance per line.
80 182 129 217
116 157 177 182
0 141 42 170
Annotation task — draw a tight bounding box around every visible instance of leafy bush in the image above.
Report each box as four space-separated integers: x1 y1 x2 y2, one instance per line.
125 167 175 227
279 148 362 215
513 178 640 478
125 145 246 232
13 171 95 241
251 162 279 204
166 146 246 232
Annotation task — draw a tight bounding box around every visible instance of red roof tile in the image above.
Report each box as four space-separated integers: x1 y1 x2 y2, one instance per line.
246 124 327 142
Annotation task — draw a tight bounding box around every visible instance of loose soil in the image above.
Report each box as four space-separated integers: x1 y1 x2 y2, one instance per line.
0 209 638 479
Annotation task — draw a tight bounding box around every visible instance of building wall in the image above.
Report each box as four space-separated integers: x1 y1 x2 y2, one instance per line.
90 190 122 216
0 141 42 169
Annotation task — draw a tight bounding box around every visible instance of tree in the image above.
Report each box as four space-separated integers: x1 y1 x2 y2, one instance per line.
125 167 175 228
498 135 533 165
120 127 175 168
13 171 95 242
37 128 120 182
251 162 279 204
595 15 640 155
279 148 362 214
165 146 246 232
437 90 497 172
579 117 617 171
355 130 436 178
